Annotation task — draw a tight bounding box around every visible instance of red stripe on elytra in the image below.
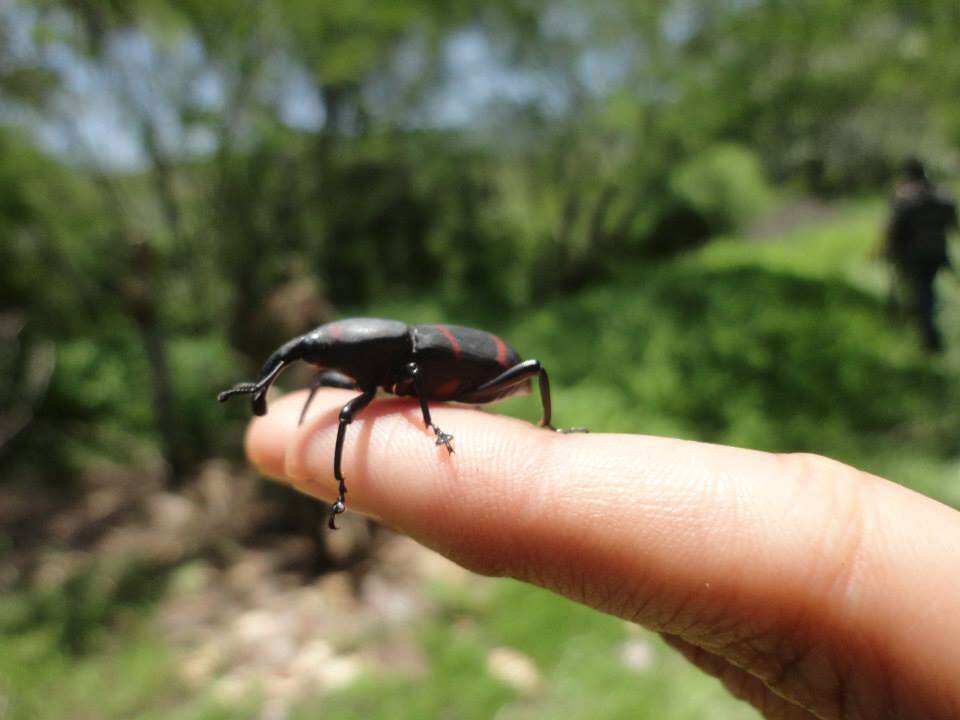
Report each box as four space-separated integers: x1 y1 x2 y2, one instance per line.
329 323 342 340
437 325 461 358
435 378 460 396
491 334 508 366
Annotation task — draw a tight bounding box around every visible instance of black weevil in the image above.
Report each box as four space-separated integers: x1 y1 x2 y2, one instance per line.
219 318 583 528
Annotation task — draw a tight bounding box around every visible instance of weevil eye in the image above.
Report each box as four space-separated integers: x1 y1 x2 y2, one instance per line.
252 393 268 416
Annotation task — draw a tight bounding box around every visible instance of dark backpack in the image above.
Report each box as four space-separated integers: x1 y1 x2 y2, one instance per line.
888 183 957 267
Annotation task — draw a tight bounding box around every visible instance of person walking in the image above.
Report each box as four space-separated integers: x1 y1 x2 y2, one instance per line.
884 158 958 352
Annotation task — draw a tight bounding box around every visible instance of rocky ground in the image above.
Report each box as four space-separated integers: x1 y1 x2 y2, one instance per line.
7 459 647 719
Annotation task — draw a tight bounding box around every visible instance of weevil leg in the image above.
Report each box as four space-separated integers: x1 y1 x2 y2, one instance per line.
218 336 306 415
329 388 377 530
299 370 359 426
406 362 455 453
459 359 587 433
299 380 322 427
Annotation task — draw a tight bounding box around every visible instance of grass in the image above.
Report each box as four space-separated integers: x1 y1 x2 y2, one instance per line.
303 581 756 720
0 612 243 720
493 198 959 504
4 198 958 719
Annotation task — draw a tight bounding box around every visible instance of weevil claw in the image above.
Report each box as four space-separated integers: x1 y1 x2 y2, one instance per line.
433 429 455 454
328 500 346 530
545 423 589 434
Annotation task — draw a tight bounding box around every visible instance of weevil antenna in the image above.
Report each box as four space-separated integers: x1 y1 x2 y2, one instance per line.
217 382 259 401
217 336 306 415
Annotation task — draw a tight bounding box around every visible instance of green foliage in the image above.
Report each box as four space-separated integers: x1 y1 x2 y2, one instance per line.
0 559 169 655
371 202 960 505
670 144 772 235
298 581 756 720
3 199 959 720
504 264 956 467
0 618 240 720
0 561 242 719
2 3 960 717
5 0 960 484
168 335 252 461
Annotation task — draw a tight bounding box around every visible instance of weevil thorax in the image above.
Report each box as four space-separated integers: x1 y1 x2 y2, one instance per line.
300 318 413 388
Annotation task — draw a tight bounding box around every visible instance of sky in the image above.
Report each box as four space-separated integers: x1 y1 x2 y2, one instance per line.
0 5 578 171
0 2 651 171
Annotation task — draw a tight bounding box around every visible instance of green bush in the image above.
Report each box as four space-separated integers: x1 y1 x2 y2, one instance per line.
669 144 773 235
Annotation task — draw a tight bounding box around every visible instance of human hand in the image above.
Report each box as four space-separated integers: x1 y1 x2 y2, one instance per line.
245 390 960 720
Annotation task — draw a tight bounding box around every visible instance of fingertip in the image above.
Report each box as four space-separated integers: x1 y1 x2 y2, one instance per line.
241 389 561 563
244 416 281 479
244 393 307 480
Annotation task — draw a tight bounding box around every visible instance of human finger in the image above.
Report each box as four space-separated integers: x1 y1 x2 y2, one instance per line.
246 389 960 719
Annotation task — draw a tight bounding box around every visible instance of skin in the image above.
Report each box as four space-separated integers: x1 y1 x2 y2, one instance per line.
245 390 960 720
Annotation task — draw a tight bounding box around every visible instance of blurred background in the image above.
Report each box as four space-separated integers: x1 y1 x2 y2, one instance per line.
2 1 960 718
